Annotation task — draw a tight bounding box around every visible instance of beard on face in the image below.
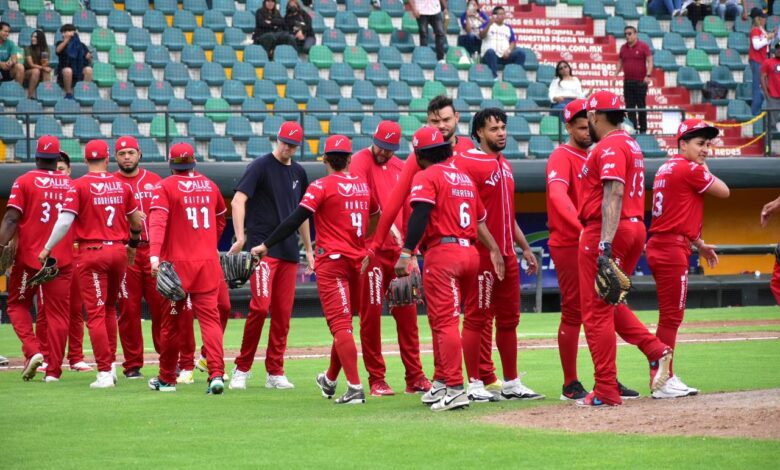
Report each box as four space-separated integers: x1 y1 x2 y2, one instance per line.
484 137 506 154
119 161 139 174
574 134 593 149
588 121 600 143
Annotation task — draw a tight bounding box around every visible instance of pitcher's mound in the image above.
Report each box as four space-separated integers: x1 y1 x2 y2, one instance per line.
484 389 780 440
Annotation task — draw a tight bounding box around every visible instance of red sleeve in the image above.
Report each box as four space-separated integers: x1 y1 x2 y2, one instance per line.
124 184 139 216
369 192 380 215
598 145 629 184
476 194 487 223
687 163 715 194
409 170 436 205
300 179 325 213
149 183 169 212
61 185 81 216
546 152 571 186
548 181 582 231
7 180 25 213
149 208 168 259
371 155 421 250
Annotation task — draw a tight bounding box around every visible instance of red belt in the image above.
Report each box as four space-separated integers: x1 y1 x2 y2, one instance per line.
649 233 689 243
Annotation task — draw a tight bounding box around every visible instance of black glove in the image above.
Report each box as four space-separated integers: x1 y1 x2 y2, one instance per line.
156 261 186 301
220 251 256 289
386 270 425 308
29 257 59 287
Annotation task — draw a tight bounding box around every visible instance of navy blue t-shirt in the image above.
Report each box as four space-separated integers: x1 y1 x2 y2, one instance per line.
234 153 309 263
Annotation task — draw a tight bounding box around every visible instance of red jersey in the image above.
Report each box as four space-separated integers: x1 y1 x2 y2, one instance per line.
546 144 587 247
61 172 138 243
350 147 405 250
761 57 780 98
649 155 715 241
371 136 475 250
750 26 770 64
149 173 227 292
300 172 379 261
454 149 516 257
7 170 74 268
409 161 486 248
114 168 162 242
579 130 646 224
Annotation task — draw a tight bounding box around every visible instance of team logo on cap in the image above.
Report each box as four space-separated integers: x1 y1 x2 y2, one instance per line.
43 142 53 151
564 109 571 120
589 97 598 109
288 129 299 136
412 137 419 147
120 140 127 148
335 138 345 147
384 132 395 139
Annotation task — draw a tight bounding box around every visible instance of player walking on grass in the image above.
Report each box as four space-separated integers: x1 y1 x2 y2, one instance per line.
147 143 228 394
456 108 542 403
393 126 505 412
760 195 780 305
0 136 75 382
113 136 164 380
350 120 430 397
647 120 730 399
39 139 143 389
252 135 378 405
576 91 673 407
178 280 231 384
229 121 313 391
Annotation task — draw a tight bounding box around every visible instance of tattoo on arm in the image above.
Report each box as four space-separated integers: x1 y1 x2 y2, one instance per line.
600 180 624 243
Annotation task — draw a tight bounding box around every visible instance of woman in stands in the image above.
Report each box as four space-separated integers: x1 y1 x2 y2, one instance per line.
548 61 584 110
24 30 51 99
285 0 315 55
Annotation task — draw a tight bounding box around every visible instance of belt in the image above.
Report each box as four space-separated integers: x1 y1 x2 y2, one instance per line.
649 233 688 243
429 237 473 249
80 241 118 250
583 217 641 227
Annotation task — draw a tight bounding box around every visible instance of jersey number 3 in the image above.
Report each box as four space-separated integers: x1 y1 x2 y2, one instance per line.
40 202 63 223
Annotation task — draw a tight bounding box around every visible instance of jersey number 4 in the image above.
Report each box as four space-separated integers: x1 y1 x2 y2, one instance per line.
351 212 363 237
186 207 211 229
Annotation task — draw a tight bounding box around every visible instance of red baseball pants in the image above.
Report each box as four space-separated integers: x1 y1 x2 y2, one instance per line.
772 260 780 305
359 248 425 387
178 281 230 370
579 220 670 405
66 272 86 366
117 245 165 373
550 244 583 386
234 257 296 375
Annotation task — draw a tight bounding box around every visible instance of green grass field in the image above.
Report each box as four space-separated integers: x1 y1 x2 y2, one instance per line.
1 306 778 469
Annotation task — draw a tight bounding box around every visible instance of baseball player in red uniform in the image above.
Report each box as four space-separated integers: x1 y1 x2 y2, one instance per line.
147 142 228 394
114 136 164 380
0 136 74 382
456 108 542 403
252 135 378 405
760 196 780 305
55 153 92 372
40 139 143 389
350 120 429 396
394 126 505 411
576 91 673 407
647 119 730 398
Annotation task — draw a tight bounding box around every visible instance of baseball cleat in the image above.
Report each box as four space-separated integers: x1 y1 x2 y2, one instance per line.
148 376 177 392
335 385 366 405
369 381 395 396
110 363 118 385
405 377 432 394
431 387 469 412
70 361 93 372
178 369 195 385
560 380 589 401
467 380 500 403
0 355 9 366
196 356 208 373
668 375 699 395
229 368 250 390
618 381 640 399
652 381 695 399
36 362 48 373
575 391 617 408
22 353 44 381
315 372 337 399
650 348 674 392
90 371 116 389
124 368 144 380
421 380 447 405
266 374 295 389
484 380 503 393
43 375 60 383
208 377 225 395
501 377 545 401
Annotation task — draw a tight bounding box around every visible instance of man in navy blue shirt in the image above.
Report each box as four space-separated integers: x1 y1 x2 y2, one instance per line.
228 121 313 391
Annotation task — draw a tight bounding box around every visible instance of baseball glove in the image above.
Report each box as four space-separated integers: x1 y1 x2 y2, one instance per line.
0 238 16 273
220 251 255 289
595 255 632 305
156 261 186 302
386 270 425 308
29 257 59 287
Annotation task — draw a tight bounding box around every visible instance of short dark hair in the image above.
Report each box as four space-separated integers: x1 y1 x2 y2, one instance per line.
471 108 507 141
427 95 455 116
324 152 350 172
416 143 452 165
624 26 637 34
602 110 625 127
57 152 71 167
492 6 505 14
0 22 10 31
569 110 588 123
60 23 76 33
680 128 714 142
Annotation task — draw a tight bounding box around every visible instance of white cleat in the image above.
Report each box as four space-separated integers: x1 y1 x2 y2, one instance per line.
22 353 44 381
651 348 673 392
431 388 469 412
266 374 295 389
500 377 545 401
178 369 195 385
229 368 250 390
43 375 60 383
421 380 447 405
467 380 499 403
652 380 695 399
667 376 699 396
90 371 116 389
70 361 93 372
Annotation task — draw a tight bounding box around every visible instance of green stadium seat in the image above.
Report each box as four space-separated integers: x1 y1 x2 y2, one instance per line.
169 98 194 123
458 81 483 106
395 138 411 159
73 116 103 142
383 0 406 17
231 62 256 85
20 0 44 15
155 0 179 15
225 116 253 140
163 62 190 87
346 0 372 17
536 65 556 86
400 63 425 86
112 116 141 138
368 10 394 33
74 80 100 105
274 45 299 69
244 97 270 122
345 46 369 70
378 46 403 70
223 80 248 105
16 98 43 123
293 62 320 86
91 27 116 52
108 10 132 33
54 0 80 15
507 115 532 141
188 116 217 141
283 78 308 104
314 0 338 17
447 46 472 70
527 82 551 107
129 62 154 87
201 62 227 86
638 15 664 38
670 16 696 38
35 81 61 107
316 79 341 104
734 16 752 34
501 64 528 88
654 49 679 71
107 45 133 70
481 98 503 109
309 45 334 69
203 10 227 33
0 82 23 108
91 62 117 88
59 139 82 161
233 11 256 33
356 28 381 54
634 134 667 158
183 0 208 15
329 114 358 136
54 98 80 124
182 45 207 69
335 11 360 34
413 47 438 70
337 97 363 122
352 80 377 105
736 82 751 102
605 15 626 37
390 30 415 53
125 0 150 15
386 81 412 106
398 115 418 139
36 9 61 32
126 27 151 52
14 140 37 161
209 138 242 162
273 97 300 121
434 63 460 87
244 45 269 67
517 98 542 123
330 62 356 86
138 138 164 161
375 98 400 121
130 98 156 123
468 63 494 87
686 49 712 71
111 81 137 106
307 97 332 121
193 28 218 51
213 45 237 68
365 62 391 86
149 80 175 105
401 11 418 33
248 136 274 158
213 0 236 16
360 115 381 135
73 10 98 33
162 28 187 52
528 136 554 159
2 10 25 33
727 32 749 55
0 115 24 143
519 47 538 71
663 32 687 55
702 15 729 38
310 11 326 35
677 66 704 89
35 116 64 138
638 32 655 51
143 10 167 34
583 0 608 19
695 32 720 55
262 61 288 85
711 65 737 89
422 81 447 101
92 98 119 123
224 28 247 51
323 28 347 53
492 81 518 107
540 115 563 141
615 0 640 19
302 114 325 139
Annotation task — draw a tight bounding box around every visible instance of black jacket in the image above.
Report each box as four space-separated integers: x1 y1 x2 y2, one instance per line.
254 7 287 38
284 8 313 39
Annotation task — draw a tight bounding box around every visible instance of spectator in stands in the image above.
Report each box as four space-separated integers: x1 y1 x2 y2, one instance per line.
712 0 743 21
55 24 93 100
760 44 780 130
409 0 448 63
548 61 585 109
0 21 24 86
253 0 296 59
648 0 684 16
749 8 774 116
285 0 315 55
24 30 52 99
615 26 652 134
682 0 712 29
479 6 525 79
458 0 488 58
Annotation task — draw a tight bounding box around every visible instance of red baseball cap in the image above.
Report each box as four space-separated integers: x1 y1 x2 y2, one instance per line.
587 91 625 112
412 126 449 151
169 142 197 170
277 121 304 146
563 99 588 123
324 134 352 154
35 135 61 159
115 136 140 153
84 139 110 160
676 119 719 141
373 120 401 151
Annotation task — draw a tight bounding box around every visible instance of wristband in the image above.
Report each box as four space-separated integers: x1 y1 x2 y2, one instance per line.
130 228 142 236
150 256 159 264
128 238 140 248
399 252 412 259
598 241 612 258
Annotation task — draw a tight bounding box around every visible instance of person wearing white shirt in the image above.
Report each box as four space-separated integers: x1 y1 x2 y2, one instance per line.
479 6 525 78
410 0 449 62
548 61 585 109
